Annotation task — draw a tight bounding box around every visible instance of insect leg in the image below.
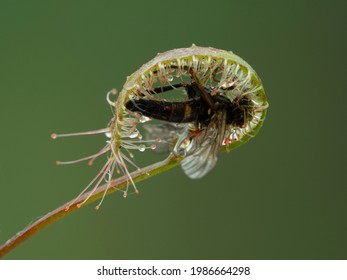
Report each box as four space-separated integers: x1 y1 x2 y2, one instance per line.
190 73 216 111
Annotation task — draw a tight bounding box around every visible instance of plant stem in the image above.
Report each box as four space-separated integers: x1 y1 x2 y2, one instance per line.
0 154 182 259
0 130 256 259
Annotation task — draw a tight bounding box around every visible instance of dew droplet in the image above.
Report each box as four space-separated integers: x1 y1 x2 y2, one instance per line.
138 145 146 152
129 130 139 138
167 75 173 82
105 132 111 138
140 116 151 123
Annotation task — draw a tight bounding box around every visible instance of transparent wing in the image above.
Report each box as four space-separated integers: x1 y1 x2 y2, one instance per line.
142 122 188 153
178 111 227 179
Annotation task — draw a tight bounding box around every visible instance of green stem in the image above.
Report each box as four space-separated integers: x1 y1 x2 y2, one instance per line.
0 154 182 259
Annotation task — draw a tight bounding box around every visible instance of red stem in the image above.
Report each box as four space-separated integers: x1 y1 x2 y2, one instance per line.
0 154 181 258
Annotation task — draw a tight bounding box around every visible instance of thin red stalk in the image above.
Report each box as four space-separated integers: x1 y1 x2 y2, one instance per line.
0 137 251 259
0 154 181 258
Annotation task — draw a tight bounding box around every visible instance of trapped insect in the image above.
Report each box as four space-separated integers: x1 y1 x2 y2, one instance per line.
51 45 268 209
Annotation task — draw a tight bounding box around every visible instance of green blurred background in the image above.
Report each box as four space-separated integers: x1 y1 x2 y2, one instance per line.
1 0 346 259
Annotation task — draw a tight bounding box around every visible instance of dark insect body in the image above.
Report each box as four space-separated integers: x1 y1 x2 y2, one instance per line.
125 79 254 130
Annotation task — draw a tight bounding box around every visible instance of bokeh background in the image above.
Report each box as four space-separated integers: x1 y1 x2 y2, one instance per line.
1 0 346 259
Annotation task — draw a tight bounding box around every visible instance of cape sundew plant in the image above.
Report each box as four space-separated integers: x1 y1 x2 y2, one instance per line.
52 45 268 210
0 45 268 257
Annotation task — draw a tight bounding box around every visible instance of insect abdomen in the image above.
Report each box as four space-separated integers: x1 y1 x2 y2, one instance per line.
125 99 201 123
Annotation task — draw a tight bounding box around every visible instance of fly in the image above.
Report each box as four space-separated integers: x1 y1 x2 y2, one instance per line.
125 73 255 179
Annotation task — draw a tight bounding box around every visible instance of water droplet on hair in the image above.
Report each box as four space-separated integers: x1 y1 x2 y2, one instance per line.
129 130 139 138
138 145 146 152
140 116 151 123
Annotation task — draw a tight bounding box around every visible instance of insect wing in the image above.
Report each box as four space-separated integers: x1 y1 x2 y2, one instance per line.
143 123 188 153
180 112 227 179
